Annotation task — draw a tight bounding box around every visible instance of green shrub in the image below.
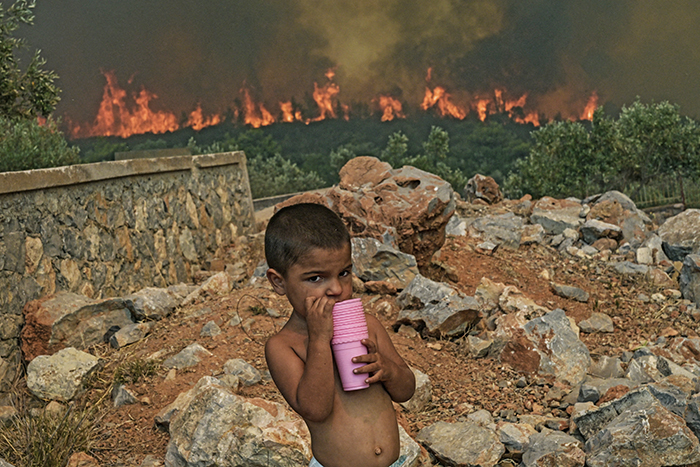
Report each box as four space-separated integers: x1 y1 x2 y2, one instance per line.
0 116 80 172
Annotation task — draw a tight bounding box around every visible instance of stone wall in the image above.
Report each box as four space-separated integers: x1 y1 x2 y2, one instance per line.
0 152 254 390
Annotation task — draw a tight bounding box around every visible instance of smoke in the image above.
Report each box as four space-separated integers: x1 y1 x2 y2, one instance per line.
20 0 700 125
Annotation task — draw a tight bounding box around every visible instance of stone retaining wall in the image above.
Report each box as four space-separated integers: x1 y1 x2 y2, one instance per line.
0 152 254 391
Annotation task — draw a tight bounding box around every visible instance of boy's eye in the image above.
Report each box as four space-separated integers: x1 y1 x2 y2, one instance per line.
307 276 322 283
339 270 350 278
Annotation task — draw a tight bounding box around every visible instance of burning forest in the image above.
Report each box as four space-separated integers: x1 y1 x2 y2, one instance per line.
66 68 598 140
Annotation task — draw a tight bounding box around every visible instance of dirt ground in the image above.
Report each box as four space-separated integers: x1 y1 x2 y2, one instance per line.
28 214 698 466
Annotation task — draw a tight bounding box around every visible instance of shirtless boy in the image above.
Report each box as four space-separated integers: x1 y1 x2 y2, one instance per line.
264 203 416 467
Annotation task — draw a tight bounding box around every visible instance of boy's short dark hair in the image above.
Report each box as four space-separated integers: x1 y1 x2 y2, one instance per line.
265 203 351 276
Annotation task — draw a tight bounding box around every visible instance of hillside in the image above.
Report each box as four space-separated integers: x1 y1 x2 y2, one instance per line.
37 199 696 466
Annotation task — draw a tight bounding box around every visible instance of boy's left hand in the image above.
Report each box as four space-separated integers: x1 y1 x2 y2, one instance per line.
352 338 394 385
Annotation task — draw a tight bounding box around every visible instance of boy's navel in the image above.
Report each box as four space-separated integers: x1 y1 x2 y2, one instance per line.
375 446 382 456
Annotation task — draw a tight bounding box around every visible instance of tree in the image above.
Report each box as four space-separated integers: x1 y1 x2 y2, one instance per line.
503 100 700 201
0 1 79 172
0 0 60 119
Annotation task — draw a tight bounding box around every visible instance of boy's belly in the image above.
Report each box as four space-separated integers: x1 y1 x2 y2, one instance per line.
306 383 401 467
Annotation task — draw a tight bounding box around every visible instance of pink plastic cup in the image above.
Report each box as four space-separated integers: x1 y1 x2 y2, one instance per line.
332 340 370 391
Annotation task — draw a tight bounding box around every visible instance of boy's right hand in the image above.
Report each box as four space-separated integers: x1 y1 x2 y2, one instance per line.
304 296 335 343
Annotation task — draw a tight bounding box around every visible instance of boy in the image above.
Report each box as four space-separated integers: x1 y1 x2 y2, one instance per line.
264 203 416 467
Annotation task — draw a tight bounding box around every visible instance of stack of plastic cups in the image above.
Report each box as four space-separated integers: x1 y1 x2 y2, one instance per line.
331 298 370 391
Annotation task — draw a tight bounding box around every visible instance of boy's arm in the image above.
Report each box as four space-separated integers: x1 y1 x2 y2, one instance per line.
265 297 337 422
354 315 416 403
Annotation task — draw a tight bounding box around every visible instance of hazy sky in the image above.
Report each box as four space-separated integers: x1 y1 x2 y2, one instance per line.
18 0 700 126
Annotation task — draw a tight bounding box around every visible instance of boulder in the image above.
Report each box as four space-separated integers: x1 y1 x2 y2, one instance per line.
658 209 700 260
464 174 503 205
416 420 504 467
395 275 480 337
586 191 652 245
26 347 101 402
530 197 584 235
680 254 700 305
585 400 700 467
467 212 524 249
351 237 419 290
21 292 135 361
501 309 591 386
278 156 455 268
165 376 311 467
124 287 179 321
521 430 585 467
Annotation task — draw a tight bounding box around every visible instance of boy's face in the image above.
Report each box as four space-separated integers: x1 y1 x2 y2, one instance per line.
267 243 353 317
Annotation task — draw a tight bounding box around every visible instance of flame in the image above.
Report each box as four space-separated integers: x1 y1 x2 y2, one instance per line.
280 101 303 123
581 91 599 120
71 70 179 139
68 67 600 138
309 72 341 122
187 103 222 131
241 87 275 128
377 96 405 122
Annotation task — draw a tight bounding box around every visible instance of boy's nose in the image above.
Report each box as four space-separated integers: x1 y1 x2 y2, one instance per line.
326 278 342 296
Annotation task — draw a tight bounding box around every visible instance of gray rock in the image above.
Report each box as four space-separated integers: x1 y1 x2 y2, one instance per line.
467 212 524 249
26 347 101 402
396 275 480 338
400 367 431 413
626 354 664 384
589 355 625 379
165 376 311 467
0 458 15 467
465 335 493 358
580 219 623 244
21 293 135 361
0 405 17 425
531 197 584 235
351 237 419 290
445 215 467 236
585 401 700 467
112 383 138 408
680 254 700 305
549 282 589 302
522 308 591 386
578 377 634 404
125 287 179 321
613 261 649 275
521 430 585 467
162 343 212 370
223 358 262 386
658 209 700 260
521 223 546 245
578 312 614 333
200 320 222 337
416 420 504 467
110 322 152 349
496 422 537 454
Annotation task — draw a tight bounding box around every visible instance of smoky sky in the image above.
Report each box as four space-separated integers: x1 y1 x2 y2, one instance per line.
17 0 700 125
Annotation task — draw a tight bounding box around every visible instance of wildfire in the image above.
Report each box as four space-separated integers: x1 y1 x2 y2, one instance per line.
309 71 341 122
68 68 600 139
187 103 222 131
581 91 599 121
71 70 179 139
377 96 405 122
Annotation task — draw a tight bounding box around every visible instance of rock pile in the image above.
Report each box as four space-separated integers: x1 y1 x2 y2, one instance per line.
6 165 700 466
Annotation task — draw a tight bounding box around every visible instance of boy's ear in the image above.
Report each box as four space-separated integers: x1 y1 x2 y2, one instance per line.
266 268 287 296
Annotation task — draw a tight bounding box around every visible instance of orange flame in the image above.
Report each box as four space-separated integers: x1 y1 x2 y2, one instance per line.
241 87 275 128
187 103 222 131
72 70 179 138
310 73 340 122
280 101 303 123
581 91 599 120
68 67 602 138
377 96 405 122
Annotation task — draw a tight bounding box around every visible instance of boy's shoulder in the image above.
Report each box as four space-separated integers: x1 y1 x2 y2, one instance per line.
265 320 306 354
